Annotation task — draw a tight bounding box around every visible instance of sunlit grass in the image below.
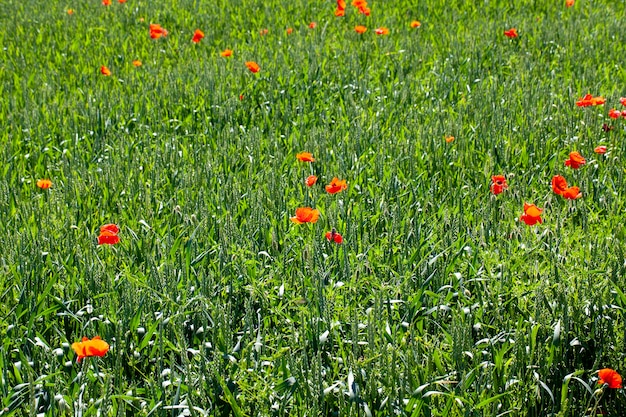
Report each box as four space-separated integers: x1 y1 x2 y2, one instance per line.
1 0 626 416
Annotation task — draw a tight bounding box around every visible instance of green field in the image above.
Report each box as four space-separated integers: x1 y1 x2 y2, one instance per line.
2 0 626 415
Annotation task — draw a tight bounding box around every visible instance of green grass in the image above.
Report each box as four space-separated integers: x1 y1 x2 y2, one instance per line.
1 0 626 415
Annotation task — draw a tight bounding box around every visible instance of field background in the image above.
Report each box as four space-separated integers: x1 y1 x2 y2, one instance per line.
1 0 626 416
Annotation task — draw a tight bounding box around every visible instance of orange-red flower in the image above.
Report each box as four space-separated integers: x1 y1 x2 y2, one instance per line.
305 175 318 187
445 135 455 143
520 203 542 226
221 49 233 57
326 177 347 194
98 224 120 245
410 20 421 28
504 28 518 38
334 8 345 16
149 24 168 39
576 94 605 107
245 61 260 73
375 27 389 35
490 175 507 195
325 229 343 244
355 25 367 34
36 179 52 189
102 0 111 5
564 151 586 169
309 22 317 29
100 66 111 76
552 175 581 199
352 0 370 15
296 152 315 162
594 145 607 154
566 0 574 7
259 29 268 36
286 27 294 34
598 369 623 389
118 0 127 3
192 29 204 43
67 9 74 14
290 207 320 224
132 60 142 67
621 97 626 107
337 0 347 9
72 336 109 362
608 109 621 119
551 175 568 195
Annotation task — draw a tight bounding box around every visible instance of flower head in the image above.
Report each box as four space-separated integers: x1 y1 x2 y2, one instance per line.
445 135 455 143
375 27 389 35
290 207 320 224
334 8 345 16
564 151 586 169
98 224 120 245
504 28 518 38
325 229 343 244
221 49 233 57
71 336 109 362
566 0 574 7
149 24 168 39
305 175 318 187
132 60 142 67
410 20 421 28
490 175 508 195
102 0 111 5
355 25 367 34
620 97 626 107
36 179 52 189
562 186 582 200
296 152 315 162
67 9 74 15
259 29 268 36
100 66 111 76
520 203 543 226
309 22 317 29
608 109 621 119
598 369 623 389
551 175 568 195
192 29 205 43
286 28 294 34
326 177 348 194
576 94 605 107
594 145 607 154
245 61 260 73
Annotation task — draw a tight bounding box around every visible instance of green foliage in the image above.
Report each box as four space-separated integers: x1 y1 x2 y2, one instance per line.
1 0 626 416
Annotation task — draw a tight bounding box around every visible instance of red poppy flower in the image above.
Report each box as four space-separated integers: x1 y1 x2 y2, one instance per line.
576 94 605 107
337 0 347 9
608 109 621 119
305 175 318 187
67 9 74 14
375 27 389 35
621 97 626 107
309 22 317 29
245 61 260 73
562 186 582 200
296 152 315 162
598 369 623 389
622 110 626 118
132 60 142 67
490 175 508 195
102 0 111 5
72 336 109 362
551 175 568 195
286 28 294 34
259 29 268 36
354 25 367 34
325 229 343 244
220 49 233 57
352 0 370 15
445 136 455 143
594 145 607 154
118 0 127 3
564 151 586 169
326 177 348 194
290 207 320 224
410 20 421 28
566 0 574 7
504 28 518 38
98 224 120 245
100 66 111 76
192 29 204 43
334 8 345 16
36 179 52 189
520 203 543 226
150 24 168 39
